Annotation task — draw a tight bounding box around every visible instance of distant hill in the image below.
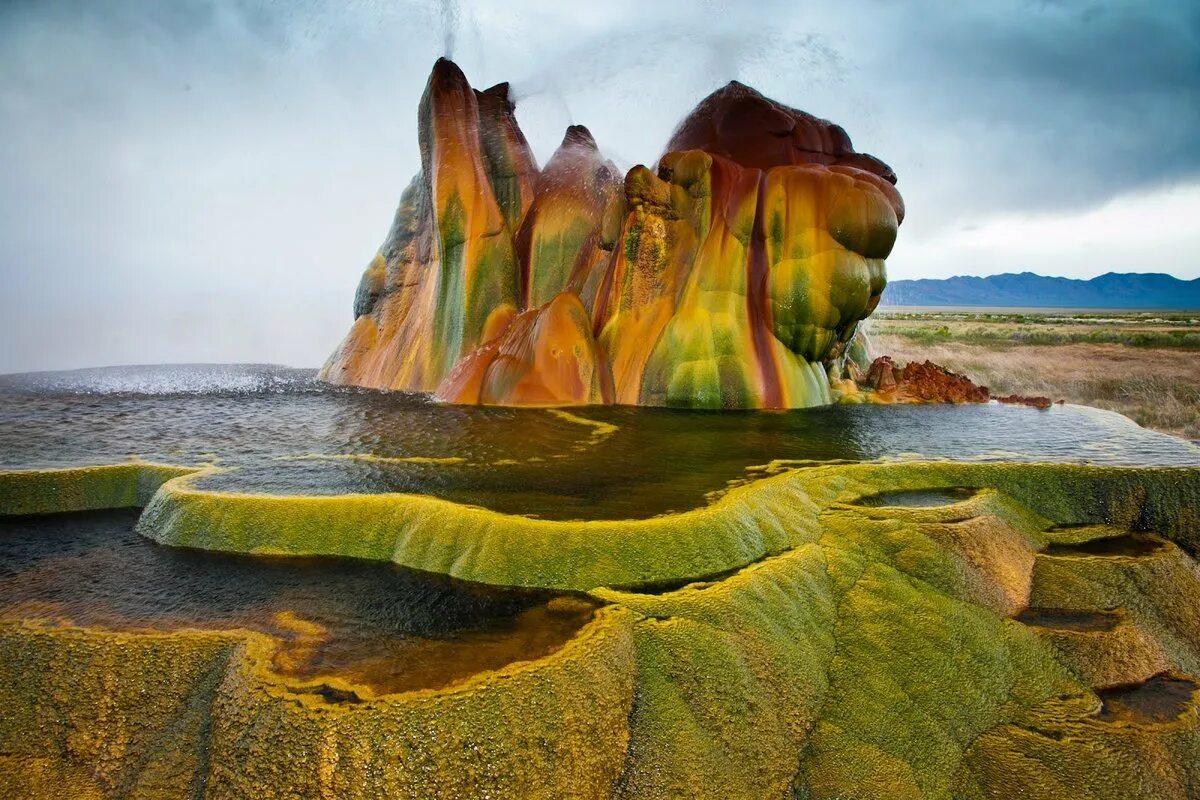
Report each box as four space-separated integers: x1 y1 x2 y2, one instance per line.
881 272 1200 310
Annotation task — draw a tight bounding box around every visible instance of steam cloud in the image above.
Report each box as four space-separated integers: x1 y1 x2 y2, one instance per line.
440 0 458 58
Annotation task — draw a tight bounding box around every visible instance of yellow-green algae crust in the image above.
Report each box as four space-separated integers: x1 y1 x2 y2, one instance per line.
131 461 1200 593
133 467 817 590
593 462 1200 798
4 460 1200 798
0 462 199 516
0 606 638 800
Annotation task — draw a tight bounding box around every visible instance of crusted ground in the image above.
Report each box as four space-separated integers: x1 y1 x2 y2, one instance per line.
1 461 1199 798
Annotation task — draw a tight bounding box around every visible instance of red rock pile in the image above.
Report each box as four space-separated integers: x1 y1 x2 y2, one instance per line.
859 356 988 404
993 394 1057 410
858 356 1059 408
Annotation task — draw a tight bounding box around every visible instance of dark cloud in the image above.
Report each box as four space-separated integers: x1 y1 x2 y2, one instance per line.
0 0 1196 372
891 1 1200 210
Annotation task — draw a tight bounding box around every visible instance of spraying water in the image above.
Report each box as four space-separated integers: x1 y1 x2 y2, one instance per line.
439 0 458 58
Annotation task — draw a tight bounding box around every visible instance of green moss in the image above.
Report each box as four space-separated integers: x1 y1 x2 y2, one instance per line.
352 256 386 319
0 623 239 798
528 217 594 307
0 463 198 517
434 190 469 369
598 544 836 798
622 218 643 267
136 466 818 590
4 460 1200 797
0 607 637 799
464 231 519 343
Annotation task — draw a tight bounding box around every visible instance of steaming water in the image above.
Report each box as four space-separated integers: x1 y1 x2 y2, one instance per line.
2 364 1197 520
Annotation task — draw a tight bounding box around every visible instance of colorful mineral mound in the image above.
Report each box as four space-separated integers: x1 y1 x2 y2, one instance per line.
320 59 902 408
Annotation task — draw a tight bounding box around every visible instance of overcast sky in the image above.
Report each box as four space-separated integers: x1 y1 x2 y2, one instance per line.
1 0 1198 372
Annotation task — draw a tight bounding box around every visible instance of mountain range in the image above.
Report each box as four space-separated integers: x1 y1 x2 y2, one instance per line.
881 272 1200 310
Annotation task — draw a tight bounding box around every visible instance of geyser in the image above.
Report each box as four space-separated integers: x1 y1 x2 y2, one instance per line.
320 58 901 408
9 55 1197 800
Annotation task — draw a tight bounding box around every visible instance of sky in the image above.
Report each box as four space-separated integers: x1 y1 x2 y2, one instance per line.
1 0 1198 373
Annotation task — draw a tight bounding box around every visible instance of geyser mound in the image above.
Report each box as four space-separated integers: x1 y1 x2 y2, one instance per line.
320 58 901 408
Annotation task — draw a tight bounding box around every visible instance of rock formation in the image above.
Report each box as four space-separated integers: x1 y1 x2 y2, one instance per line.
852 355 1060 407
321 59 902 408
858 356 990 404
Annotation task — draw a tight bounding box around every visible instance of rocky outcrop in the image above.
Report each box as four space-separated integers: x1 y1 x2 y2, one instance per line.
434 291 611 406
321 59 903 408
859 356 990 404
7 461 1200 798
855 356 1061 407
994 394 1057 409
516 125 623 312
321 60 531 393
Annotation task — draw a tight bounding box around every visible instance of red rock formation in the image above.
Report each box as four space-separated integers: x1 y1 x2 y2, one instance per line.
994 394 1057 410
857 357 1062 408
861 356 990 404
320 59 533 393
474 81 540 232
515 125 623 313
663 80 904 223
434 292 611 406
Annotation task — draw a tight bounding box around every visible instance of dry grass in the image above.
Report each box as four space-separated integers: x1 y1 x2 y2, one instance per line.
874 335 1200 441
876 311 1200 350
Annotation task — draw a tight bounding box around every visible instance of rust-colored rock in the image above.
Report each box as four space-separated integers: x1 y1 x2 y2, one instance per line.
995 394 1056 410
858 358 1063 408
663 80 904 224
515 126 623 312
861 356 990 404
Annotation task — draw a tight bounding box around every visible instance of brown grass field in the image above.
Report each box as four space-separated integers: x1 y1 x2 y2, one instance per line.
870 309 1200 440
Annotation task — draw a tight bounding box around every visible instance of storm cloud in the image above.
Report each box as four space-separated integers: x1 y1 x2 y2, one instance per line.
1 0 1197 372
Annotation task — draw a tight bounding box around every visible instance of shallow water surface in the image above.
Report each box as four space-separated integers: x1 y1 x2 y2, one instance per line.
1096 674 1198 723
853 487 979 508
1044 534 1168 558
0 510 594 695
1015 608 1122 633
2 365 1198 520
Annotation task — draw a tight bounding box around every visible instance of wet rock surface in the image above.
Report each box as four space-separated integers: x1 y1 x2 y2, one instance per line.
3 456 1200 798
1044 533 1168 558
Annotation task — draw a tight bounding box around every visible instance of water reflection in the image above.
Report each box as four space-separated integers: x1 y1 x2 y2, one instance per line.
0 510 594 695
0 513 597 695
2 365 1198 519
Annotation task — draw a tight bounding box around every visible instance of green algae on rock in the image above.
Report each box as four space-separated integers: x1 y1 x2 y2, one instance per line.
132 461 1200 593
0 462 199 516
133 464 815 590
0 609 638 800
2 459 1200 797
